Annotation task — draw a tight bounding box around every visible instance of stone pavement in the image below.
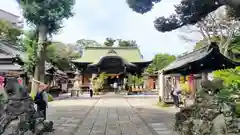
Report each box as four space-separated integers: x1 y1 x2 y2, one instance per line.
125 96 179 135
44 95 177 135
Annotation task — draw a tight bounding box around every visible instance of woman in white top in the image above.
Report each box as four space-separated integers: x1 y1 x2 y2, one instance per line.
172 81 181 108
113 82 118 93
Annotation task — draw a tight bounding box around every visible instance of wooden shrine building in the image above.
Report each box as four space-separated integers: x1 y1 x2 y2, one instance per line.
71 47 151 88
158 42 240 102
0 40 62 86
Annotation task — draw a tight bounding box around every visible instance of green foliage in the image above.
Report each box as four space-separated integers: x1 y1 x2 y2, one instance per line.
21 29 38 75
118 39 138 47
104 38 116 47
156 102 171 107
213 67 240 101
229 36 240 61
127 75 143 86
21 29 80 74
194 36 240 61
48 93 54 102
146 53 176 73
213 66 240 87
0 93 4 104
0 19 22 44
74 39 101 55
126 0 240 32
92 73 108 92
194 36 223 50
46 42 80 71
236 102 240 117
19 0 74 35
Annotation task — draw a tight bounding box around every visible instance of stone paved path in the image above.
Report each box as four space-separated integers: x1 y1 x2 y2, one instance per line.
125 97 179 135
45 95 177 135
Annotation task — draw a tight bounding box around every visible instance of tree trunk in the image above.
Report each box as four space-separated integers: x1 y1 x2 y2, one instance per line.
30 25 47 98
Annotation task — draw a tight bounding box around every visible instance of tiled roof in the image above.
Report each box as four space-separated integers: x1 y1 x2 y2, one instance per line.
0 40 54 70
0 64 21 71
163 42 240 74
72 47 146 63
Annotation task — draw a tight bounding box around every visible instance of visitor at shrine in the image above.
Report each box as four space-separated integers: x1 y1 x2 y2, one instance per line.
89 81 93 98
171 82 181 108
34 81 49 120
113 82 118 93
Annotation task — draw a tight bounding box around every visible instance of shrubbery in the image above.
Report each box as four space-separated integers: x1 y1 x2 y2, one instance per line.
236 102 240 118
48 93 54 102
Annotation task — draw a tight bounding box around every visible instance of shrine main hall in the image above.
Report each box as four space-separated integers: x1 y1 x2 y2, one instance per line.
71 46 152 87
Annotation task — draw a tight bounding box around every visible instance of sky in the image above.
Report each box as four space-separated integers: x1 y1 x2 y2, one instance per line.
0 0 201 61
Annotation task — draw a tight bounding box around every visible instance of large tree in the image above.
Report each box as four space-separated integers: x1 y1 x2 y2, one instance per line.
146 53 176 73
126 0 240 32
47 42 80 71
73 39 101 56
18 0 74 96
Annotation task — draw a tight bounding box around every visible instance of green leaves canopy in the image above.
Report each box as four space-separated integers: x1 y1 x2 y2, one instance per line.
118 39 138 47
104 38 116 47
46 42 80 71
0 20 22 44
194 36 240 61
126 0 240 32
19 0 74 34
146 53 176 73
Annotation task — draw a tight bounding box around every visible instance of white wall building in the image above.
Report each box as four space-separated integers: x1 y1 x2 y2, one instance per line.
0 9 22 28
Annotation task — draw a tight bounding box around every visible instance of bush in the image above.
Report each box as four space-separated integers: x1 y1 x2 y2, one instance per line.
236 102 240 118
0 93 4 104
48 94 54 102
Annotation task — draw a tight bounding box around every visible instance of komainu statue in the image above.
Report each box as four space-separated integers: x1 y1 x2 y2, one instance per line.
0 78 53 135
174 79 240 135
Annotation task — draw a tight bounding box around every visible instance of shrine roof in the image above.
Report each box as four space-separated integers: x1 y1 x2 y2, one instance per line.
72 47 149 63
0 40 54 70
163 42 240 75
0 64 22 71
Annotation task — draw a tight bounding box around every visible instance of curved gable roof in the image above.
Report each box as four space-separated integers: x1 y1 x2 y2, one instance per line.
72 47 145 63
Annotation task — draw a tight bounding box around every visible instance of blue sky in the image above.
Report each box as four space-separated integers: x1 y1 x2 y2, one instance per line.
1 0 201 60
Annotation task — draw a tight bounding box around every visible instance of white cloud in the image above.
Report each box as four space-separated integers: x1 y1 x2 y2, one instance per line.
1 0 201 60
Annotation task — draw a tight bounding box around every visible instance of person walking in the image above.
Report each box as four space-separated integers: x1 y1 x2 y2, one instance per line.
89 81 93 98
34 81 48 120
113 81 118 93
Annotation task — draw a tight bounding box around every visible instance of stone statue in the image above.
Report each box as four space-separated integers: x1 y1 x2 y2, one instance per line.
0 78 53 135
174 79 240 135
